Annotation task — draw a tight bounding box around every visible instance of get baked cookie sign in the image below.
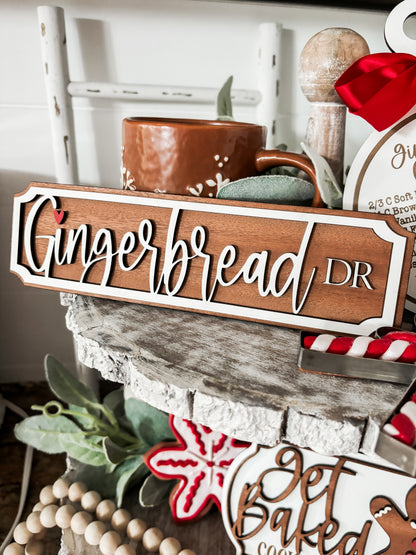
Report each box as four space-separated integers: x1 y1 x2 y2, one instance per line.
222 443 416 555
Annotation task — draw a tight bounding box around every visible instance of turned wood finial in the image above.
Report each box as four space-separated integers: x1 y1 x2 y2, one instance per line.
299 28 370 185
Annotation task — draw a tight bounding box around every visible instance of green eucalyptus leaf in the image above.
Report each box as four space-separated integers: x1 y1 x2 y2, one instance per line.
118 415 137 439
74 455 148 504
69 404 99 429
217 175 315 206
115 456 148 507
124 398 174 446
103 437 130 465
75 464 118 499
103 388 125 418
14 414 81 454
60 434 108 466
217 75 234 120
139 474 175 508
301 141 343 208
44 354 99 409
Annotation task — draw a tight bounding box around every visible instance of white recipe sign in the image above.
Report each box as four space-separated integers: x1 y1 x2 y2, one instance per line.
344 106 416 311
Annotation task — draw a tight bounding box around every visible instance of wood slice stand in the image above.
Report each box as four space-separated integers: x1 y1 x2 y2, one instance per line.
59 293 410 554
62 294 407 455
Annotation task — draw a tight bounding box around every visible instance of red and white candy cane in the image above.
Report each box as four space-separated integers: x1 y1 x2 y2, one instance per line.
303 331 416 363
304 330 416 446
383 393 416 446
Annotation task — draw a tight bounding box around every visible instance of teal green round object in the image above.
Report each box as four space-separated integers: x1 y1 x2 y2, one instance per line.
217 175 315 205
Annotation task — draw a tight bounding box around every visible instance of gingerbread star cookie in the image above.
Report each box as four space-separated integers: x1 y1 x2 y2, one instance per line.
143 415 249 522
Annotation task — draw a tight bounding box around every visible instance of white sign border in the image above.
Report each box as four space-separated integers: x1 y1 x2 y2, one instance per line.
10 185 408 335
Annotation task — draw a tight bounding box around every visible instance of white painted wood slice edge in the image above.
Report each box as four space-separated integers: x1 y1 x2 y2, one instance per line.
62 294 407 456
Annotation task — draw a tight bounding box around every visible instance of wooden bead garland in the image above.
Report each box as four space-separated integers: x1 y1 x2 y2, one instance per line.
67 480 88 502
81 489 102 512
160 537 182 555
4 543 25 555
55 504 76 529
24 539 44 555
111 508 131 533
99 530 122 555
70 510 93 535
84 520 107 546
126 517 146 541
96 498 116 522
5 477 197 554
38 485 57 507
25 512 43 535
39 504 59 528
143 527 164 552
114 545 136 555
13 523 33 546
51 477 69 500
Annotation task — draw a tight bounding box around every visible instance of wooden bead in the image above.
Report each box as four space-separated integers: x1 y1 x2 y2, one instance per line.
4 543 25 555
84 520 107 546
39 485 57 506
39 504 58 528
13 522 33 545
114 546 135 555
126 517 147 541
99 530 122 555
32 502 44 513
25 539 44 555
160 537 182 555
55 504 76 529
96 499 116 522
70 511 93 535
111 508 131 533
26 512 44 534
52 477 70 499
178 551 197 555
81 490 102 512
68 481 88 502
142 527 164 552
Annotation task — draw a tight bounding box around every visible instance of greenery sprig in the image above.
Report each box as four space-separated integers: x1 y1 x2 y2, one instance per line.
14 355 175 507
217 75 234 120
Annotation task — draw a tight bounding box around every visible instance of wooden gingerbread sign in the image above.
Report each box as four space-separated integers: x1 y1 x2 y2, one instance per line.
223 443 416 555
10 182 413 334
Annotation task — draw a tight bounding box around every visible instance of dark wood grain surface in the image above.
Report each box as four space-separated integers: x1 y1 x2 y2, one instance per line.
0 382 66 554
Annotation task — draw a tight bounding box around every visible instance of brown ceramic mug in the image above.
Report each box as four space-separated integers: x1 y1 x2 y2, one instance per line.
121 117 322 207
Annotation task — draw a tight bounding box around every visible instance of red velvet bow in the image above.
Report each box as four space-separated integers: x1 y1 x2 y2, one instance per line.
335 52 416 132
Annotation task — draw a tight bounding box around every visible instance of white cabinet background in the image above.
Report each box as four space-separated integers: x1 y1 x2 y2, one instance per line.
1 0 388 382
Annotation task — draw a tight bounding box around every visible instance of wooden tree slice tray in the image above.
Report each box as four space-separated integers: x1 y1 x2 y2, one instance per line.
62 294 408 457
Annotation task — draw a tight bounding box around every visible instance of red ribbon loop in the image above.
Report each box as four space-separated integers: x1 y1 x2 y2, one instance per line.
335 52 416 132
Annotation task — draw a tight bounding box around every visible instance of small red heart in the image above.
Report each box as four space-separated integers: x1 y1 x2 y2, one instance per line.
54 209 65 224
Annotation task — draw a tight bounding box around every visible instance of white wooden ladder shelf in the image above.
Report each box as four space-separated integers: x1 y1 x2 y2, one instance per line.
37 5 281 185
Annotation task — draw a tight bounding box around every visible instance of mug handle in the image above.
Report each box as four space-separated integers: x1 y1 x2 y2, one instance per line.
255 149 324 208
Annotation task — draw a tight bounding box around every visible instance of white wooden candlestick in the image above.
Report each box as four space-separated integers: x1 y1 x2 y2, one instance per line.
298 28 370 185
257 22 282 148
